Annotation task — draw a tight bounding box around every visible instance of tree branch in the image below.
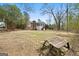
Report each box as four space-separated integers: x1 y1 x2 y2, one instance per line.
51 9 58 24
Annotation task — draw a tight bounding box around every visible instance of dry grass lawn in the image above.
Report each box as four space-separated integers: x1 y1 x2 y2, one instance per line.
0 30 78 56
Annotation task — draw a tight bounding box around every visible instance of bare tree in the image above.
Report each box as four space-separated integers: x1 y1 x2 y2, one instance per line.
41 4 67 30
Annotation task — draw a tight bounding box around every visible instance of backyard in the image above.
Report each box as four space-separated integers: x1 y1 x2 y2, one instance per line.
0 30 78 56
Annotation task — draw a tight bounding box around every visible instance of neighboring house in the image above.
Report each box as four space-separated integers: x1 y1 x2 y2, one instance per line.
0 22 6 31
27 21 46 30
36 22 46 30
26 21 32 30
27 21 37 30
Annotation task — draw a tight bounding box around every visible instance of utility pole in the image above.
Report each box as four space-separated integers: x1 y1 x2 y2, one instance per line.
67 3 68 32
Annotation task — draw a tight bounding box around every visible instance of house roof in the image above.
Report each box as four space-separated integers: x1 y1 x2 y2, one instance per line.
37 22 46 26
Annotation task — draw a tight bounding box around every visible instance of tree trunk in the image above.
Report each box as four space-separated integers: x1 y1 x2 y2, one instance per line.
57 19 61 30
57 23 60 30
